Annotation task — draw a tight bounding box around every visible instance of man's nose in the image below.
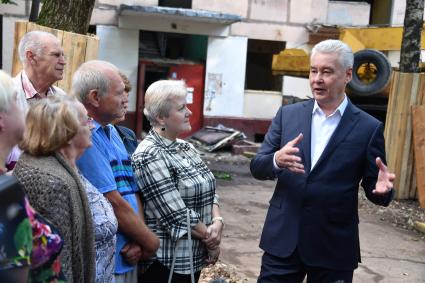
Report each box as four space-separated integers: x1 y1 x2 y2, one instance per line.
313 73 323 83
59 55 66 65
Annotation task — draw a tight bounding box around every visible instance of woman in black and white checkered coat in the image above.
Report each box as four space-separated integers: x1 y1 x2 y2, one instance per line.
132 80 224 283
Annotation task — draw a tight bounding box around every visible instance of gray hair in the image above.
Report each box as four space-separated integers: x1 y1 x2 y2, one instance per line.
144 80 187 126
0 70 17 113
311 39 353 70
18 31 60 66
71 60 118 104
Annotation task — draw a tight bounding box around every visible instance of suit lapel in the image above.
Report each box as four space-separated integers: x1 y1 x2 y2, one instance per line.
310 100 360 173
299 100 314 173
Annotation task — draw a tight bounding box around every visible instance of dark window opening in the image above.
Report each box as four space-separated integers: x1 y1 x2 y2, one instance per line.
158 0 191 9
245 39 285 91
254 134 265 143
139 30 207 62
88 25 97 35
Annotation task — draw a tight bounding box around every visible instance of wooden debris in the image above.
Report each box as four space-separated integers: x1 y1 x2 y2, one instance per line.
412 105 425 208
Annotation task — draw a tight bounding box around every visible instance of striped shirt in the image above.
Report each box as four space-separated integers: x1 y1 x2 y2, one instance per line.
132 130 218 274
77 121 139 274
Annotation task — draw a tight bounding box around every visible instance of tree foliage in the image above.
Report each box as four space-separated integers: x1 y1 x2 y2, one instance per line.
400 0 424 73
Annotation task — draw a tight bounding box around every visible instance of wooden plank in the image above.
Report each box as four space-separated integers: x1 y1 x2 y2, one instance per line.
412 105 425 208
11 22 29 77
84 35 99 61
384 72 425 200
59 31 87 92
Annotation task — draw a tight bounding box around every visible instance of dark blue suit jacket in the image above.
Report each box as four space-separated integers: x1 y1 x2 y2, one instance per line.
250 99 393 271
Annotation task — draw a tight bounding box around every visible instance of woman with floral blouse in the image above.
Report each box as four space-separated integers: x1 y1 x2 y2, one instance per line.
132 80 224 283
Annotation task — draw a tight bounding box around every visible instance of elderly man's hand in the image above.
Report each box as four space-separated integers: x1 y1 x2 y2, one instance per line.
274 133 305 174
373 157 396 195
120 242 142 265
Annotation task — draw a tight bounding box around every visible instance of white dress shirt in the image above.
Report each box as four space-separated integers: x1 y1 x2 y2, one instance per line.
310 96 348 169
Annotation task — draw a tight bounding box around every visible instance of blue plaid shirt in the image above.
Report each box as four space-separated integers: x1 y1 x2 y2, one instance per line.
77 120 138 275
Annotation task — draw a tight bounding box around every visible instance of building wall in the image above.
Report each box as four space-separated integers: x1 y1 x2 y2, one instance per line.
96 26 139 112
204 36 247 117
1 0 413 127
192 0 248 17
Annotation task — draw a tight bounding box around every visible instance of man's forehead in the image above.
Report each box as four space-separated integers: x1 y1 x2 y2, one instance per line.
311 52 340 68
42 36 62 50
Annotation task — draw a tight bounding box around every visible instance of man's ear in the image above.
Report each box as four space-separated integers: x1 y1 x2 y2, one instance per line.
346 67 353 84
87 89 100 107
26 50 36 65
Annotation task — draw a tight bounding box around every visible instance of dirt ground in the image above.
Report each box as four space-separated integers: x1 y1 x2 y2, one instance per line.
198 152 425 283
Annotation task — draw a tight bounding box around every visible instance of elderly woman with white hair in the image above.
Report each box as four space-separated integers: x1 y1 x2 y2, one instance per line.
132 80 223 283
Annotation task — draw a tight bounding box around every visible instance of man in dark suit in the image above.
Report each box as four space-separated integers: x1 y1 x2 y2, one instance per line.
250 39 395 283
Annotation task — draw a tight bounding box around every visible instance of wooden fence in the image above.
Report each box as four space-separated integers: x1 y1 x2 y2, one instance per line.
12 21 99 93
384 71 425 201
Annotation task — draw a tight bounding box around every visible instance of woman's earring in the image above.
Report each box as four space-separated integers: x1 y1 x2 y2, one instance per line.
161 127 165 131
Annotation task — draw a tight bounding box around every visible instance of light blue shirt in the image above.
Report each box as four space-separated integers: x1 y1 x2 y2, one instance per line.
77 120 139 275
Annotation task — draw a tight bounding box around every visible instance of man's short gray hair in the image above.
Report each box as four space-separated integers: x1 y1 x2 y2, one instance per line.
71 60 118 104
144 80 187 126
311 39 354 70
18 31 59 66
0 70 17 113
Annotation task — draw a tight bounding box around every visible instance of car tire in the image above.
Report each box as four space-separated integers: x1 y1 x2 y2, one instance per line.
347 49 392 96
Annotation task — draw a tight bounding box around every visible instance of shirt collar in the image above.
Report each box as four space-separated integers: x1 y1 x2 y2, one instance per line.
93 120 113 139
20 70 57 99
150 129 190 152
312 95 348 117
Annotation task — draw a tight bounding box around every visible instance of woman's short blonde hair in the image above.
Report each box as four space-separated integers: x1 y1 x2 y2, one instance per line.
20 95 80 156
0 70 17 113
143 80 187 126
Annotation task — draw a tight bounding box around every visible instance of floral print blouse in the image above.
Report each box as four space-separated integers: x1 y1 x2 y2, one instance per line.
80 173 118 283
0 171 65 283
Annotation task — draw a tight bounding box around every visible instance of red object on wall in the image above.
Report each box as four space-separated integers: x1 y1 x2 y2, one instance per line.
169 64 205 138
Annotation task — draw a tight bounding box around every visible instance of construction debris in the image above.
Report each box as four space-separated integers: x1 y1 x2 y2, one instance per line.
190 125 245 152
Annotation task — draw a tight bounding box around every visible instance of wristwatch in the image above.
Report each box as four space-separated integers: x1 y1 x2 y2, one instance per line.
212 216 225 226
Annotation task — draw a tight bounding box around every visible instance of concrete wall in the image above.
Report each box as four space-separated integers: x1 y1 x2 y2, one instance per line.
96 25 139 112
327 1 370 26
2 16 21 74
283 76 311 100
289 0 327 24
243 90 282 119
97 0 157 6
192 0 248 17
249 0 288 23
204 36 247 117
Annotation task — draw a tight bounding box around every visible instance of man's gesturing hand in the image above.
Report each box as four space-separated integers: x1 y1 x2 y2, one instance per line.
373 157 395 195
275 133 305 174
